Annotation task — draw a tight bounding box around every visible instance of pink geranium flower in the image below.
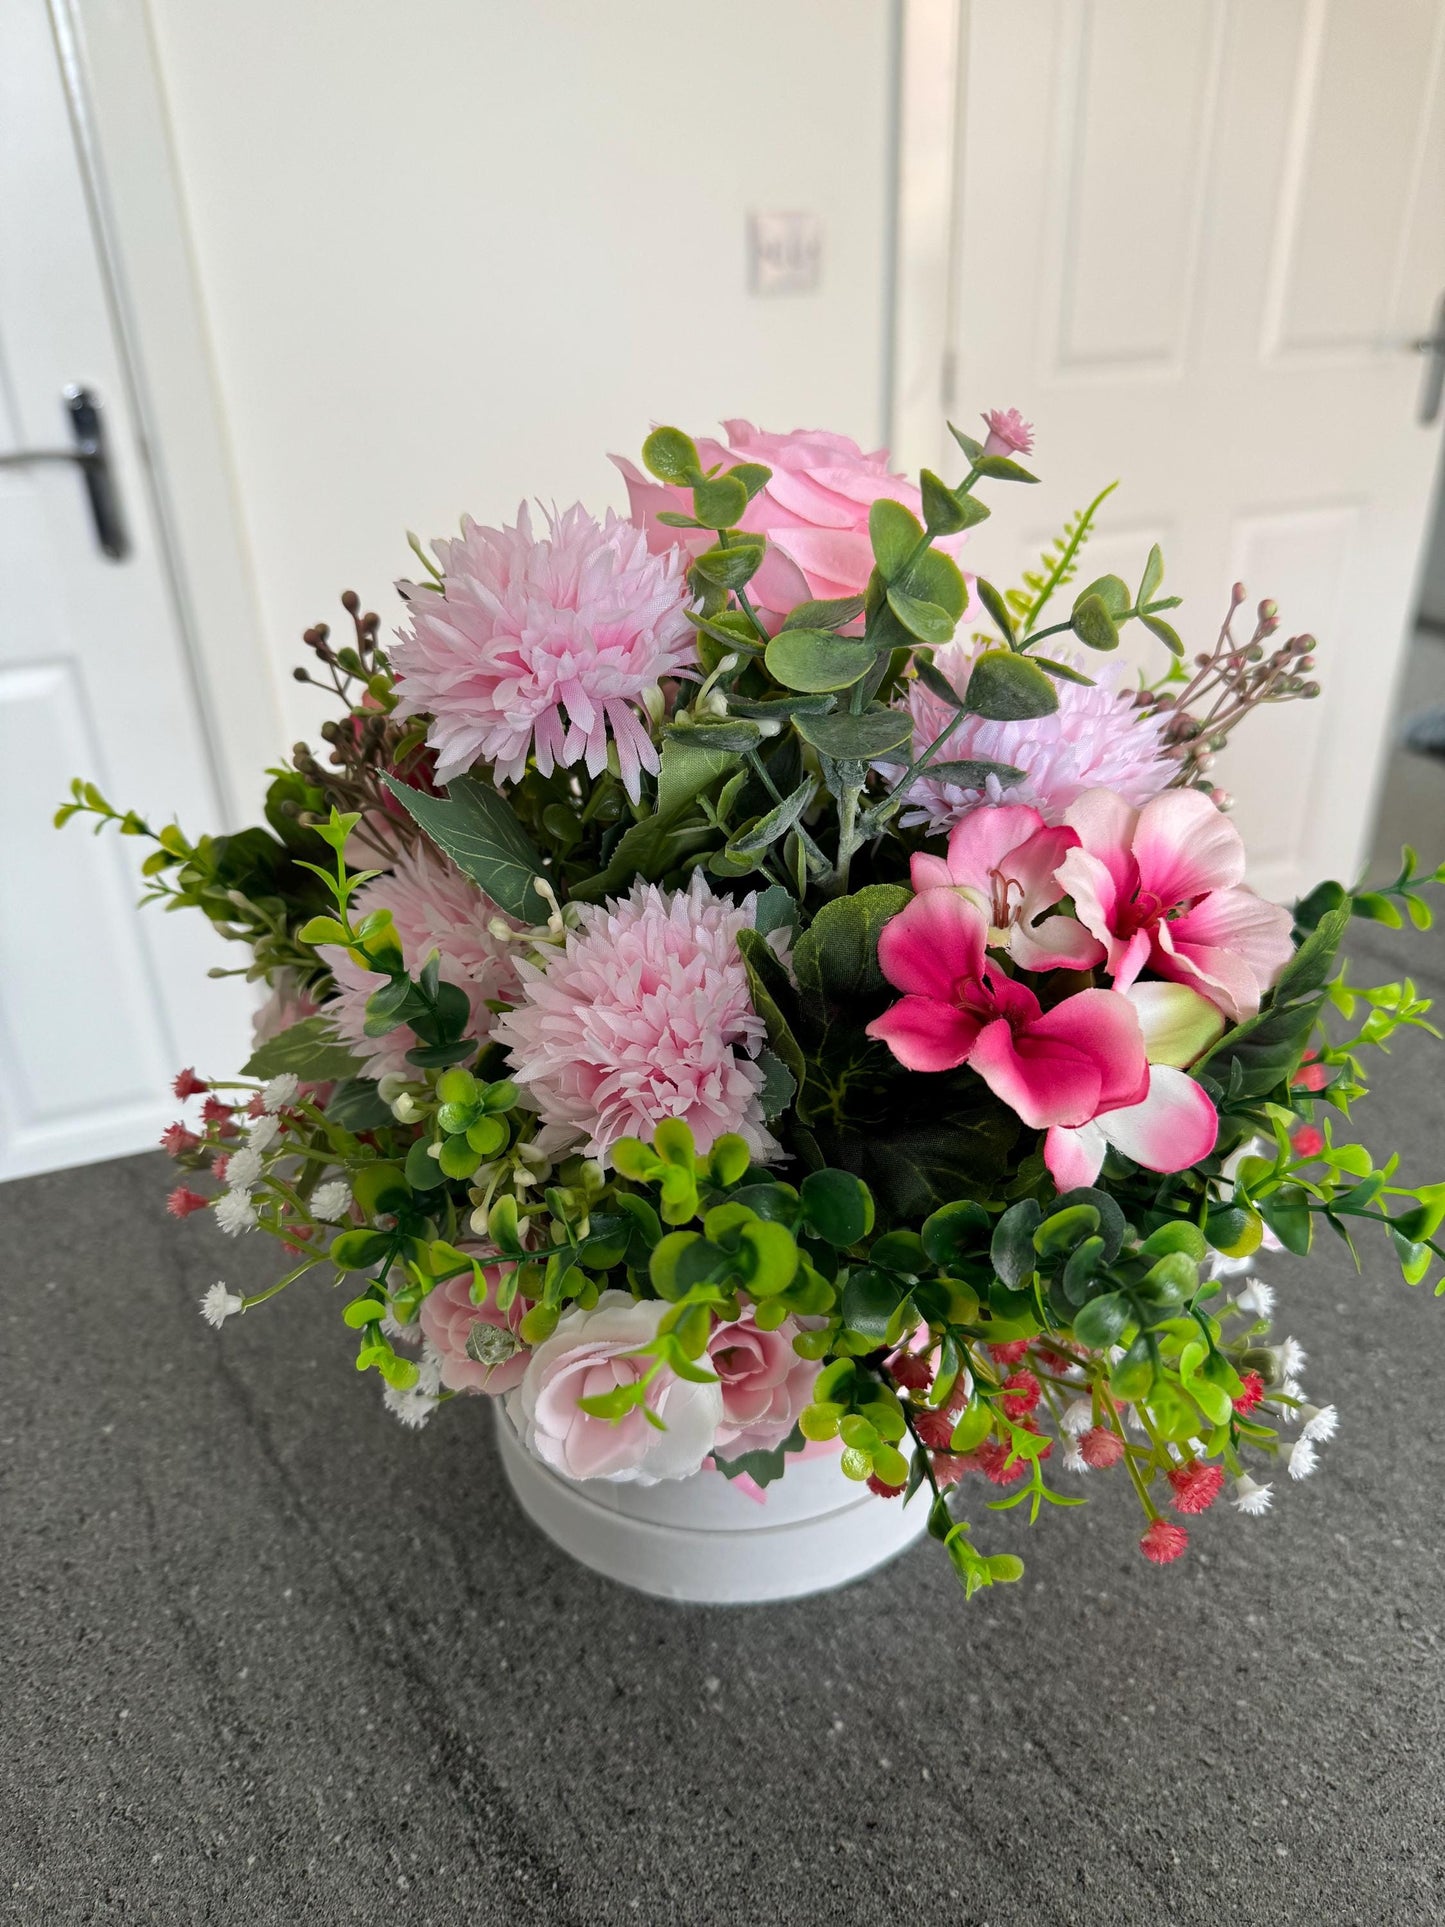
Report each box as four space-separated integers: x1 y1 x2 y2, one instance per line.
1056 788 1295 1021
390 502 696 799
865 889 1148 1129
909 803 1103 971
1042 981 1222 1189
615 421 978 626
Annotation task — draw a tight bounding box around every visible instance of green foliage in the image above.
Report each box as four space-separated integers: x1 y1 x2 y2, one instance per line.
383 774 548 922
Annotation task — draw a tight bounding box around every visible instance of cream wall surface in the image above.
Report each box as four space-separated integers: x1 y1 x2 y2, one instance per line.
142 0 898 741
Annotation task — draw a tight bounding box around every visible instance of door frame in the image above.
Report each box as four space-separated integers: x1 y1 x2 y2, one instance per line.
44 0 283 827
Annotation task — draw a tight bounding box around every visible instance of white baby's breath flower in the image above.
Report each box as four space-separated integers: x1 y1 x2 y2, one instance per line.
1235 1278 1275 1319
1060 1396 1094 1437
214 1189 258 1236
1288 1437 1318 1481
247 1113 280 1153
415 1341 445 1398
1280 1337 1307 1379
262 1072 300 1113
1233 1474 1273 1515
1061 1437 1088 1474
199 1281 244 1327
225 1146 263 1192
1279 1377 1304 1402
1299 1403 1338 1444
1206 1251 1256 1281
310 1180 352 1222
382 1382 439 1430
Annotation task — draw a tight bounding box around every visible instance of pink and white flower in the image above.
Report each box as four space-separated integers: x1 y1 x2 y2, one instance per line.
865 889 1149 1129
510 1291 723 1483
319 841 519 1081
886 640 1175 835
1043 981 1223 1189
708 1310 818 1460
390 502 696 798
1056 788 1295 1021
417 1263 528 1396
908 802 1103 971
615 421 977 627
492 873 777 1163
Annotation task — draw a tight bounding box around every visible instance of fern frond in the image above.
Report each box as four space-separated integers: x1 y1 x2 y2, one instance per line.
1008 480 1119 634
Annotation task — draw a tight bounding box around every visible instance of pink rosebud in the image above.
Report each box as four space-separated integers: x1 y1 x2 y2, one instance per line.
418 1264 528 1396
1080 1425 1125 1469
708 1308 818 1460
1140 1518 1189 1565
981 407 1034 458
1292 1125 1325 1159
1167 1461 1225 1514
166 1186 210 1220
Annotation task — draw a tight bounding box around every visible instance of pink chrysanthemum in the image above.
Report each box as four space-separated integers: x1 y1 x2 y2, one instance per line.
1140 1518 1189 1565
390 502 696 798
884 638 1175 834
492 874 777 1163
319 841 519 1081
982 407 1034 457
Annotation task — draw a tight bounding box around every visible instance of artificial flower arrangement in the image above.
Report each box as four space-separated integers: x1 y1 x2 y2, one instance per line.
64 411 1445 1596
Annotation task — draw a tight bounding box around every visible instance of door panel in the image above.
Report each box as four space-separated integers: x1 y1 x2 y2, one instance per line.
0 0 253 1178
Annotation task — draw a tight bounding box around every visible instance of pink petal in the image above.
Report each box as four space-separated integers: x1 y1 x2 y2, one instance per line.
1044 1121 1108 1189
875 889 986 1001
1063 788 1141 899
866 995 982 1073
1110 927 1155 995
910 850 958 892
942 804 1047 892
1008 913 1107 973
1053 847 1122 960
1005 823 1079 919
966 1015 1104 1129
748 541 814 621
1131 789 1246 903
1030 988 1149 1115
1167 888 1295 1010
1098 1066 1219 1173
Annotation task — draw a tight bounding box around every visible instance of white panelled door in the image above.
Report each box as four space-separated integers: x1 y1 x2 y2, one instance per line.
0 1 254 1179
901 0 1445 901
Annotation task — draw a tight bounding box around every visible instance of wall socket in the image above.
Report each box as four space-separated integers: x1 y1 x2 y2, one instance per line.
748 211 823 295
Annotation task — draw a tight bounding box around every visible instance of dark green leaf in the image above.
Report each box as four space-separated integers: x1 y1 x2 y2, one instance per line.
794 708 913 760
691 474 749 528
727 462 772 501
1141 612 1184 657
913 657 964 707
841 1266 907 1342
781 594 867 633
921 757 1028 787
886 587 955 645
800 1169 875 1247
1259 1186 1313 1256
756 1046 797 1123
903 546 969 621
869 498 925 580
765 630 877 693
947 423 985 463
242 1016 362 1082
326 1076 394 1131
728 776 817 856
660 719 763 755
991 1199 1042 1287
920 1198 991 1268
1075 573 1131 618
1030 656 1096 685
974 578 1017 642
383 775 547 922
711 1421 805 1488
690 542 765 592
920 469 989 535
965 650 1059 721
642 426 702 486
974 453 1039 482
1071 593 1120 651
794 885 913 1005
570 737 741 900
1072 1290 1131 1349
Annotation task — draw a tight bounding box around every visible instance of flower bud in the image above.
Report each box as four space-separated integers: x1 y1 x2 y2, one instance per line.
1209 786 1233 811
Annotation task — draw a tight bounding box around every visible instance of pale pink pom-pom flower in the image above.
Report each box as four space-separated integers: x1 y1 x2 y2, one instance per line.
492 874 777 1163
981 407 1035 458
883 638 1175 834
390 502 696 799
319 841 519 1080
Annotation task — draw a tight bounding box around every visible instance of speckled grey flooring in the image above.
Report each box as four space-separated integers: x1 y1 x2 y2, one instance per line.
3 918 1445 1927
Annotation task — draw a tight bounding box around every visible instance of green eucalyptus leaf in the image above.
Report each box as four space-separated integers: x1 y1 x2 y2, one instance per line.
1138 543 1165 607
781 594 867 633
691 542 765 592
242 1016 362 1082
794 708 912 760
965 650 1059 721
974 578 1016 643
642 426 703 486
729 776 817 857
1075 574 1131 619
765 630 877 693
1141 612 1184 657
1071 593 1120 652
692 474 750 529
919 756 1028 788
885 587 956 645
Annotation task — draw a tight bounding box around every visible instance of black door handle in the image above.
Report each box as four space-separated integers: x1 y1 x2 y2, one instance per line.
0 384 130 559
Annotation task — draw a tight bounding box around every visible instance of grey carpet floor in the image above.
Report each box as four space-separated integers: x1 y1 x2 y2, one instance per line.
3 918 1445 1927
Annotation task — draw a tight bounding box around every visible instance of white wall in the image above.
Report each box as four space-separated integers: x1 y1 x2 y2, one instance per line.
142 0 899 742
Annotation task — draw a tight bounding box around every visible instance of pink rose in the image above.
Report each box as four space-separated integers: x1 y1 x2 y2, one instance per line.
418 1265 528 1396
613 420 977 625
708 1309 818 1460
511 1291 722 1483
